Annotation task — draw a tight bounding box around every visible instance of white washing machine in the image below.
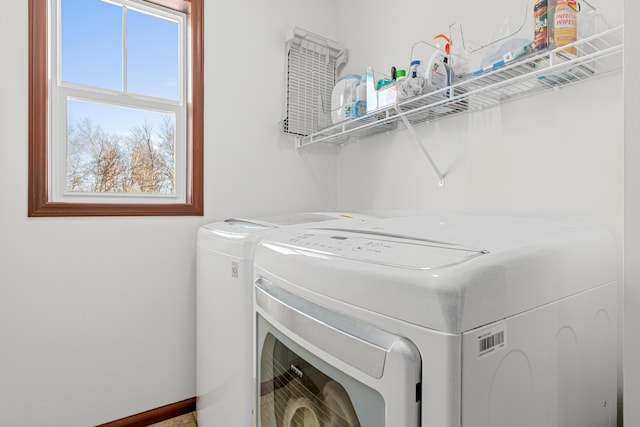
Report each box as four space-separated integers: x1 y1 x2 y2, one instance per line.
253 215 618 427
196 212 377 427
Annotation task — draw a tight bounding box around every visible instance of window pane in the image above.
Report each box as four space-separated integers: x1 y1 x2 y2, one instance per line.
66 99 176 195
61 0 123 90
127 9 179 100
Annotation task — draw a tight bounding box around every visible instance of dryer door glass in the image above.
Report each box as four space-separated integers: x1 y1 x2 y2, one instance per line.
258 315 383 427
255 278 421 427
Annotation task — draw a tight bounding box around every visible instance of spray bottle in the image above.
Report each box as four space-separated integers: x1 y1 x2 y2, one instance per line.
426 34 453 98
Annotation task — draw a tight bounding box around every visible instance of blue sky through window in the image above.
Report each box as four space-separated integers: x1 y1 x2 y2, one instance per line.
62 0 179 136
61 0 122 90
127 8 179 100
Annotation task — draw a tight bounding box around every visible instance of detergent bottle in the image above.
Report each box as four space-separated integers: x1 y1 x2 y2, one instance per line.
426 34 453 99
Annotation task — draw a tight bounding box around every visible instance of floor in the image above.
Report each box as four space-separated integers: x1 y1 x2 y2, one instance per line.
148 412 198 427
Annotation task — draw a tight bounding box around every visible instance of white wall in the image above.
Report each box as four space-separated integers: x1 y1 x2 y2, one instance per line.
203 1 341 220
335 80 623 216
0 1 338 426
624 0 639 425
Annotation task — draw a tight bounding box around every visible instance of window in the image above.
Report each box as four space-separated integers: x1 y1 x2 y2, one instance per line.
28 0 203 216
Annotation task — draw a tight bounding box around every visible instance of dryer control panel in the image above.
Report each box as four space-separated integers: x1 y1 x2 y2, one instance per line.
278 230 487 270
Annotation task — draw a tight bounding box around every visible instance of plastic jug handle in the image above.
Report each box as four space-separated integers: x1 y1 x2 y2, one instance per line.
433 34 452 54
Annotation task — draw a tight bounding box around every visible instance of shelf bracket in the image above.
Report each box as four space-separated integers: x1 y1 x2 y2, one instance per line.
394 105 446 186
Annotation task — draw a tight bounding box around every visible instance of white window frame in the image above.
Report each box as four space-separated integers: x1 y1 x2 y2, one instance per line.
48 0 189 204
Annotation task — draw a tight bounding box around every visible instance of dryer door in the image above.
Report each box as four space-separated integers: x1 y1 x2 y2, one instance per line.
255 278 421 427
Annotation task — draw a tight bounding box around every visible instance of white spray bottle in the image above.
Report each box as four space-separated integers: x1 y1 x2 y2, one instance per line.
426 34 453 98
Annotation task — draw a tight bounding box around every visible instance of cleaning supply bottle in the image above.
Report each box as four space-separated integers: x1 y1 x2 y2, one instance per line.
426 34 453 99
554 0 578 55
410 60 423 78
533 0 549 51
353 73 367 118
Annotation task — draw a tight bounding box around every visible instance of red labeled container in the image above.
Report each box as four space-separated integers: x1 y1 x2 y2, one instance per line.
533 0 549 51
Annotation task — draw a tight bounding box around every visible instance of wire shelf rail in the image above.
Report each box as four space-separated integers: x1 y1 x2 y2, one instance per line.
296 25 623 152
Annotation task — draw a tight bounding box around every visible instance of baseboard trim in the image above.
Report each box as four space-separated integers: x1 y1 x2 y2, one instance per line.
96 397 196 427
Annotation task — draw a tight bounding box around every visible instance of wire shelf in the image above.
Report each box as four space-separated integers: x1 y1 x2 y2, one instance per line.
296 25 623 149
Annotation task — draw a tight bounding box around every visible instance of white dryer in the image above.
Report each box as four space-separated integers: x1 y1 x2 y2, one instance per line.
253 215 618 427
196 212 377 427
